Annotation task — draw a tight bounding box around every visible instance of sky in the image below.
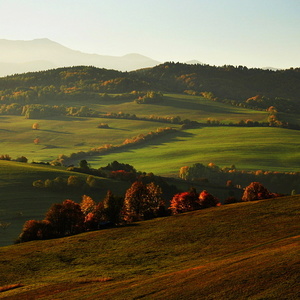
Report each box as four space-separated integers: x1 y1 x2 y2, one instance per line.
0 0 299 68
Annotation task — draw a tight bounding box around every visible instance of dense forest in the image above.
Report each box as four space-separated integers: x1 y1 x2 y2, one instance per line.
0 63 300 113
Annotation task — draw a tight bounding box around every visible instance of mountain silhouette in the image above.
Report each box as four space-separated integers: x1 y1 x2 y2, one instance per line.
0 38 161 76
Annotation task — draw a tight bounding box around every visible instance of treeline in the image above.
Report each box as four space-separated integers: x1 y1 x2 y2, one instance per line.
2 101 295 130
179 163 299 194
34 160 176 198
51 127 177 166
18 173 282 243
1 63 300 114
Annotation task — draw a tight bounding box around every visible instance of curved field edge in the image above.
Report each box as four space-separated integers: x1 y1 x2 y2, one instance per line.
0 195 299 299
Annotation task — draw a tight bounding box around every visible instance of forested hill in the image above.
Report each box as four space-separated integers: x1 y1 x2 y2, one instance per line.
0 63 300 113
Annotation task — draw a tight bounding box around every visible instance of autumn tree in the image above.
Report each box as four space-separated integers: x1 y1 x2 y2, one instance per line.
242 182 272 201
45 199 85 237
80 195 96 216
33 138 40 144
32 122 40 130
198 190 220 208
122 181 163 222
84 202 106 230
17 220 52 242
169 190 199 214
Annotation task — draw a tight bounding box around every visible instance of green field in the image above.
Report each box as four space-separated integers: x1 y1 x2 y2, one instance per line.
0 114 181 162
0 195 299 299
1 93 298 170
89 126 300 175
89 93 270 122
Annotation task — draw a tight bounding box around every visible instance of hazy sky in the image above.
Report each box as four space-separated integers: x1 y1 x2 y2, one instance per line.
1 0 299 68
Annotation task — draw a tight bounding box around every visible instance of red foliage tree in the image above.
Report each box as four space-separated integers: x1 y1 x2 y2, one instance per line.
45 199 85 237
17 220 52 242
242 182 273 201
198 190 220 208
169 191 200 214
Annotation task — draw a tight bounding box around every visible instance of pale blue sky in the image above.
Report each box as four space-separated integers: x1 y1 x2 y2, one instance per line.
1 0 299 68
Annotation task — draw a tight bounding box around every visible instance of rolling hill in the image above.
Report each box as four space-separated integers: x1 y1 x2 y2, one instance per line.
0 195 299 299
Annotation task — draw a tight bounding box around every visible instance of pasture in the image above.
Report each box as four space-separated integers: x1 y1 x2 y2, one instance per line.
89 126 300 175
0 195 299 299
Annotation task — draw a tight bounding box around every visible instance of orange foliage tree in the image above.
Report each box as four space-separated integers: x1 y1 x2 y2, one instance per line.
198 190 220 208
32 122 40 130
242 182 273 201
169 190 199 214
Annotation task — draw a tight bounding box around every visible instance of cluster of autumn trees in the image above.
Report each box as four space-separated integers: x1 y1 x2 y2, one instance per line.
19 176 280 243
17 180 166 243
0 154 28 163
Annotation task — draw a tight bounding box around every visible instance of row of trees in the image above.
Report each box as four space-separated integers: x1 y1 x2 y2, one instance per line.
52 127 177 166
179 163 299 194
18 180 165 242
33 174 102 191
19 178 280 243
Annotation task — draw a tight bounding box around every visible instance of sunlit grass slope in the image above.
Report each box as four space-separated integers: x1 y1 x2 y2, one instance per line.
90 93 270 123
90 126 300 175
0 114 182 162
0 195 299 299
0 160 130 247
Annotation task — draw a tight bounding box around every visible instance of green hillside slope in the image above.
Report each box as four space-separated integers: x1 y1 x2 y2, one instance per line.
89 126 300 176
0 195 299 299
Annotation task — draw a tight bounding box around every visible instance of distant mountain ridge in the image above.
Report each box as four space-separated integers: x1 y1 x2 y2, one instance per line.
0 38 161 76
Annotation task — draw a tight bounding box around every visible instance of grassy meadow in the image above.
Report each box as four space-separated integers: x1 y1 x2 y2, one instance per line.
0 195 299 299
89 126 300 175
1 93 299 176
0 114 181 162
90 93 270 123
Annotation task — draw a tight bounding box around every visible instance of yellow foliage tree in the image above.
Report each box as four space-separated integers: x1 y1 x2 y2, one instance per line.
32 123 40 130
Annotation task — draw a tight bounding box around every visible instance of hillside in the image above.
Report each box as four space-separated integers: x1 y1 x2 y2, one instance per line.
0 195 299 299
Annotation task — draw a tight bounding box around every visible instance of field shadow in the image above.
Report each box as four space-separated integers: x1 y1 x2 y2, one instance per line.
42 116 90 122
107 127 130 132
40 129 73 134
0 129 16 132
41 145 62 150
97 130 196 157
